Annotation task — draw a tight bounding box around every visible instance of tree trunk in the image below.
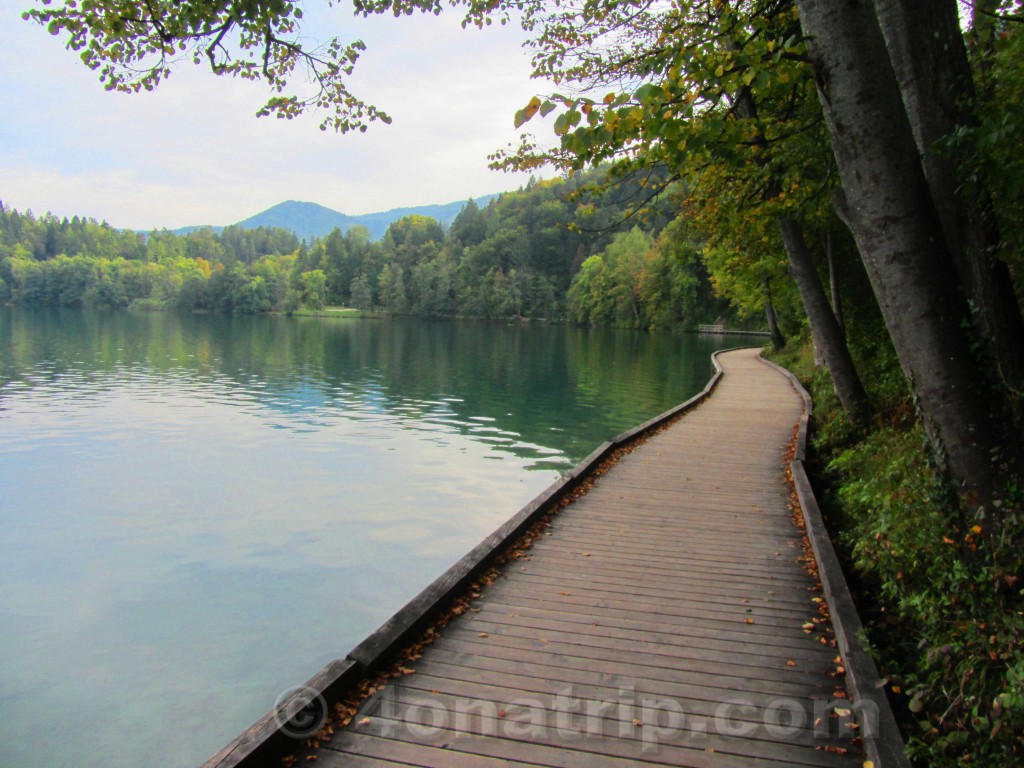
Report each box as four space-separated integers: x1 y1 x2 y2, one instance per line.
763 278 786 350
729 80 868 417
826 228 843 331
873 0 1024 417
779 216 872 427
795 0 1022 522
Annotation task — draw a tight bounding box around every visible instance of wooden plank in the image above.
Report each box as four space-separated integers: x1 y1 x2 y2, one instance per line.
333 709 849 768
358 691 858 767
499 566 817 608
524 541 812 580
436 630 837 696
469 597 826 647
385 648 859 758
436 622 835 675
468 598 823 647
484 580 814 621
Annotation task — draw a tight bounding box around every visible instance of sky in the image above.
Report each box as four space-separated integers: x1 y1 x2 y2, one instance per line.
0 2 548 231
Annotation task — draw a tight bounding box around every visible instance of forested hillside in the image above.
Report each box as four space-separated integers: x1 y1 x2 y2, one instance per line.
0 170 733 328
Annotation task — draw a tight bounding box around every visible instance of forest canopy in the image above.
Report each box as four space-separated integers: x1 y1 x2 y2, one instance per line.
0 170 731 327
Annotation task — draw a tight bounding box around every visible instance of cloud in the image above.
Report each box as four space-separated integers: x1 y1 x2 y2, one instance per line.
0 3 549 230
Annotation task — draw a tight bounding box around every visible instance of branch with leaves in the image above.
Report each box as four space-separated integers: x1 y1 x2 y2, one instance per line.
24 0 391 132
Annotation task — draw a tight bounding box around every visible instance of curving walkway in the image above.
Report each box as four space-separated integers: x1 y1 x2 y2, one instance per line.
313 348 862 767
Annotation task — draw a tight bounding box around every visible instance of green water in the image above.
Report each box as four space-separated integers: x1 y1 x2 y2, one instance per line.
0 308 742 768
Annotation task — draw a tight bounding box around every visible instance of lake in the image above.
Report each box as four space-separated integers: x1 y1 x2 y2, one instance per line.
0 308 740 768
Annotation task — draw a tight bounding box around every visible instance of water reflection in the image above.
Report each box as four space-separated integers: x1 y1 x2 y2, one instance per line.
0 308 735 768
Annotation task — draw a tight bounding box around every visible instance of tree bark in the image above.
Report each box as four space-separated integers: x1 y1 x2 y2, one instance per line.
795 0 1022 521
779 216 871 427
763 278 786 350
826 228 843 331
873 0 1024 417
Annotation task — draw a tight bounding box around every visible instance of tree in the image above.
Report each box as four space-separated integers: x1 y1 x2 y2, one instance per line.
874 0 1024 401
449 198 487 247
350 273 374 310
299 269 327 310
377 263 408 313
795 0 1023 520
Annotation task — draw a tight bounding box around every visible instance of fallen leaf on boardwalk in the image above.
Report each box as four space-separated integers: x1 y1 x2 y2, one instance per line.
478 632 489 638
834 708 852 717
786 660 797 667
632 719 643 727
581 552 591 557
559 591 572 596
818 745 848 755
358 717 372 726
744 618 755 624
497 709 506 718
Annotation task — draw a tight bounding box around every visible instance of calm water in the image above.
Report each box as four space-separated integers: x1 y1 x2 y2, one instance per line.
0 308 736 768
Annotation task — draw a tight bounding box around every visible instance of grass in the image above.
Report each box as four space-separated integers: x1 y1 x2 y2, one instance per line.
283 306 384 318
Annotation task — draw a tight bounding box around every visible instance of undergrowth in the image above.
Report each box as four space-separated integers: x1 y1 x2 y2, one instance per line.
770 340 1024 767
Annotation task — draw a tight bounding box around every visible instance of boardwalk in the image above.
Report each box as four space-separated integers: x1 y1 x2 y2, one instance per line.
305 348 863 767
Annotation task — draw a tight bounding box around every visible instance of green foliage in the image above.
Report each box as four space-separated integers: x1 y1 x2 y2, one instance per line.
0 168 742 326
0 205 300 313
959 1 1024 299
299 269 327 311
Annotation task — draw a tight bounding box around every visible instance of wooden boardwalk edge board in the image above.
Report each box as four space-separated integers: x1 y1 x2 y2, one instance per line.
759 354 910 768
200 350 737 768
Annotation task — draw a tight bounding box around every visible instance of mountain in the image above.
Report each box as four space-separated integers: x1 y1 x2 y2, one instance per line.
172 195 498 242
